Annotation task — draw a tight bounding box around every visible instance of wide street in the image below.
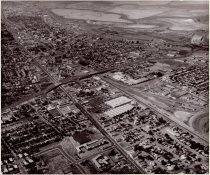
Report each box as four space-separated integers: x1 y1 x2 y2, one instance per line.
3 17 138 174
3 21 144 172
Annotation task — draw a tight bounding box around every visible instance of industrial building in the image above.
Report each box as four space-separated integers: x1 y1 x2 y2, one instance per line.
104 104 134 118
105 96 132 108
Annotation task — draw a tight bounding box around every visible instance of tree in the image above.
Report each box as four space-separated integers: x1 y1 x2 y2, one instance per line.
148 130 154 135
109 149 117 156
161 160 167 166
134 145 144 152
79 59 90 66
179 50 188 56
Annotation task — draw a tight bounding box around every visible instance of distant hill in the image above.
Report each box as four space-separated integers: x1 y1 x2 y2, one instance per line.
194 15 209 24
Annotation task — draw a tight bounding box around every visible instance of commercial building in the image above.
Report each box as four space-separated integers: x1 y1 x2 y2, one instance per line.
104 104 134 118
92 154 110 169
105 96 132 108
76 138 110 154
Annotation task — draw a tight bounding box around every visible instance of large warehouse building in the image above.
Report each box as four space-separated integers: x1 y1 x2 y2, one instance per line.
104 104 134 118
105 96 132 108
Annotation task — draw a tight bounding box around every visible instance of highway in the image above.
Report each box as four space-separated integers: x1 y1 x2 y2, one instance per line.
101 77 209 145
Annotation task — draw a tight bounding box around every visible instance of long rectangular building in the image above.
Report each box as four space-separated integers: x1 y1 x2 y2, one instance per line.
105 96 132 108
104 104 134 118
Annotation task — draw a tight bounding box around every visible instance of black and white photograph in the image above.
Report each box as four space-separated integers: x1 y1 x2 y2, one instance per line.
1 0 209 174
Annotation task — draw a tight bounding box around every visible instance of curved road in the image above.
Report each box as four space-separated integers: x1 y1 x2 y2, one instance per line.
189 112 209 140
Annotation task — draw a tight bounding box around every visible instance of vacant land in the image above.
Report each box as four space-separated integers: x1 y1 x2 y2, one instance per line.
124 24 158 29
189 112 209 139
108 5 168 19
49 1 208 32
51 9 131 23
159 18 208 31
36 149 81 174
174 110 192 123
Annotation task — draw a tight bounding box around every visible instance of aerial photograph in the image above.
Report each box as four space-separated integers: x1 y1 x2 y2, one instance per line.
1 0 209 174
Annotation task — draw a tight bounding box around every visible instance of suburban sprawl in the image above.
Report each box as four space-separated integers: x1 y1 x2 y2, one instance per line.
1 1 209 174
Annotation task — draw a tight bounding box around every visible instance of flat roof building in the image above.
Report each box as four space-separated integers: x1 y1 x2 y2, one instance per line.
104 104 134 118
105 96 132 108
92 154 110 169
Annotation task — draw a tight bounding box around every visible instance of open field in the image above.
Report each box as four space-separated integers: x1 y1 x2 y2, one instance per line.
158 8 208 18
66 2 112 11
36 148 81 174
108 5 168 19
158 59 189 68
189 112 209 139
159 17 208 31
48 1 208 32
174 110 192 123
124 24 158 29
51 9 131 23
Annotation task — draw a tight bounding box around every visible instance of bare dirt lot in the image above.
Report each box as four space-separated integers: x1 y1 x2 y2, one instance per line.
189 112 209 139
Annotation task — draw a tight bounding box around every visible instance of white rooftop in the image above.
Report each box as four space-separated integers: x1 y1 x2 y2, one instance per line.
105 96 132 108
104 104 134 118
